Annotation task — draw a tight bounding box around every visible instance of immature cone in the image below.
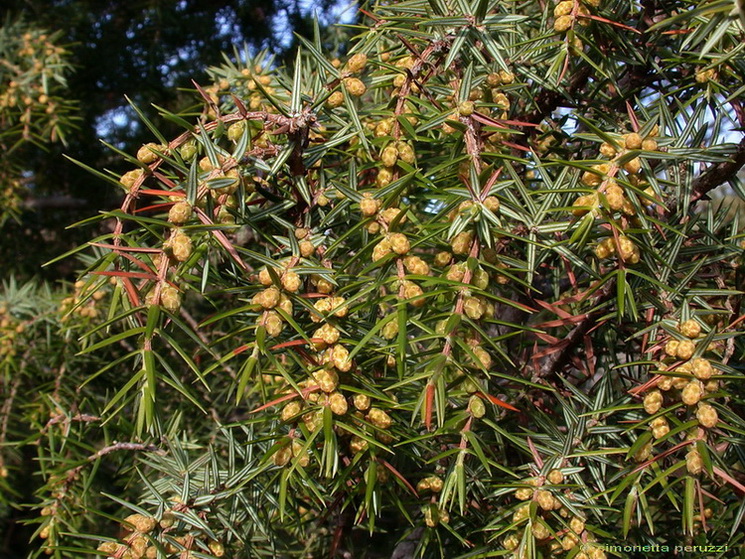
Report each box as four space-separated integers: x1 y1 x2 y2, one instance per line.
120 169 144 190
123 514 157 533
381 145 398 167
179 141 197 161
303 410 323 432
599 142 617 157
263 311 284 336
672 373 689 390
679 319 701 338
547 469 564 485
554 15 572 32
208 541 226 558
623 157 642 174
379 206 406 224
403 281 424 306
160 285 182 313
472 268 489 290
281 271 301 293
605 184 625 211
313 369 339 393
343 77 366 97
434 251 452 267
512 503 531 523
483 196 500 213
464 296 485 320
330 343 352 371
595 237 616 260
349 435 368 454
314 323 340 346
503 534 520 551
345 53 368 73
388 232 410 255
582 166 608 186
326 91 344 108
469 346 492 369
168 201 192 225
169 231 192 262
423 505 440 527
492 92 510 111
97 542 119 554
691 357 713 380
353 393 371 411
695 67 717 83
397 142 416 164
299 240 315 257
535 489 554 511
381 319 398 339
618 236 640 264
328 392 348 415
416 477 432 492
643 390 663 414
281 401 302 422
403 255 430 275
328 296 348 317
569 516 585 535
686 449 703 474
291 441 310 467
532 521 550 540
458 101 474 116
468 395 486 418
360 194 381 217
696 403 718 428
367 407 392 429
372 238 392 261
676 339 696 360
650 417 669 439
427 476 444 493
681 380 703 405
273 445 292 466
624 133 643 150
658 376 674 391
634 441 652 462
451 231 473 255
255 286 281 309
315 277 334 294
227 120 245 142
137 143 164 164
573 195 595 217
277 294 293 315
554 1 572 16
258 267 275 286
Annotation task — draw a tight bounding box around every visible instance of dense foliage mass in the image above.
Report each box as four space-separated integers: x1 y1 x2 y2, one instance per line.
2 0 745 557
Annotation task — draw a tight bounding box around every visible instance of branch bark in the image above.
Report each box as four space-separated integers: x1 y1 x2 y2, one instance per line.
691 135 745 203
537 277 617 379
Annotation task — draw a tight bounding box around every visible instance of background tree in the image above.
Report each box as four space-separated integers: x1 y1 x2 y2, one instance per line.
1 0 745 558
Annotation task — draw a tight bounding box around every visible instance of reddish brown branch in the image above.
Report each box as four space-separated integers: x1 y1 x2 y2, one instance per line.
537 277 616 379
691 135 745 203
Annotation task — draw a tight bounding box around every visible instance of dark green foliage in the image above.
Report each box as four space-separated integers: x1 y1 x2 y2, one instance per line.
1 1 745 558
